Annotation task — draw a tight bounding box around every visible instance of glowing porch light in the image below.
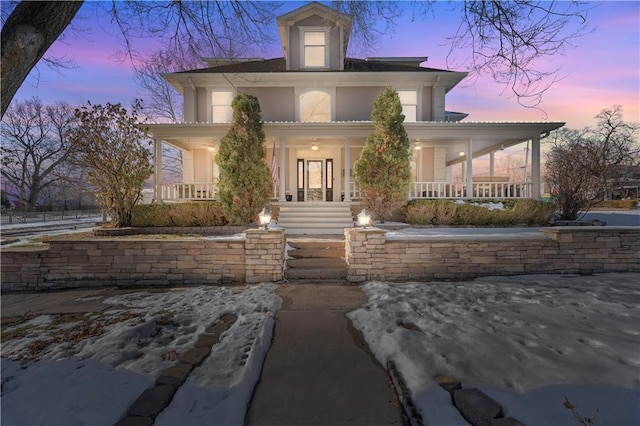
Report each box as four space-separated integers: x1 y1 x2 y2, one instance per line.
258 207 272 230
357 209 372 228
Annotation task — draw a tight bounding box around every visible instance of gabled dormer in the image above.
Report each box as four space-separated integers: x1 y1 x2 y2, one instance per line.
277 2 351 71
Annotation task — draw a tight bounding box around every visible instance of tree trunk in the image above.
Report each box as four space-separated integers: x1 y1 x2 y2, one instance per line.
1 1 83 118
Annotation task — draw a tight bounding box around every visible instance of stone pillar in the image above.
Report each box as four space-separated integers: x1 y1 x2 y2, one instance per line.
344 227 387 283
244 228 285 283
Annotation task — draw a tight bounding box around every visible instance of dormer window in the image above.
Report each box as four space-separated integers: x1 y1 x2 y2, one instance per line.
301 27 329 68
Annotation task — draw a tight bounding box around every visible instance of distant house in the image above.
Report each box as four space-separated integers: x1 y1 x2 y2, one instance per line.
147 1 564 206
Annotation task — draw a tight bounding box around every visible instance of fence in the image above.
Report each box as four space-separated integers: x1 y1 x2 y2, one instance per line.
0 209 103 226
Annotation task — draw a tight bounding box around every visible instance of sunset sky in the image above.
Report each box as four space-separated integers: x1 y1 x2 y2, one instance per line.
7 1 640 131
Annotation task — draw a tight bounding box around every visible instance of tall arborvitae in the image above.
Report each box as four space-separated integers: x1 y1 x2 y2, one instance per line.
354 87 412 222
215 93 272 225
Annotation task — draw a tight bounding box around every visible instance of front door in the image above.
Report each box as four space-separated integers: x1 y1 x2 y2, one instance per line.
297 158 334 202
307 160 323 201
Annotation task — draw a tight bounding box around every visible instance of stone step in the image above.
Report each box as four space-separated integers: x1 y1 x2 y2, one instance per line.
288 248 344 259
287 258 346 269
287 239 345 249
284 267 347 280
284 236 347 280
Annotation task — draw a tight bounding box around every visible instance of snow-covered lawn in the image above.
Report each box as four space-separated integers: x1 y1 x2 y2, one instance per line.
1 284 280 425
2 274 639 425
348 274 640 425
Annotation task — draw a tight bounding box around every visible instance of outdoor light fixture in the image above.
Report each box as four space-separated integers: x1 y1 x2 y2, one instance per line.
414 144 422 150
311 143 319 151
458 151 465 157
357 209 372 228
258 207 272 230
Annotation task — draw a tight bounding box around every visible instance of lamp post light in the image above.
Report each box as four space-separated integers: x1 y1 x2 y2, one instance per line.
258 207 272 230
357 209 372 228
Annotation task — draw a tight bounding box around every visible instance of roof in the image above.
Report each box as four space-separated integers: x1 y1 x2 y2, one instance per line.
173 57 455 75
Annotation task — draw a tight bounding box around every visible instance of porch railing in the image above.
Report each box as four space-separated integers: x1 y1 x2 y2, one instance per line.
160 181 532 202
161 182 217 201
411 181 532 199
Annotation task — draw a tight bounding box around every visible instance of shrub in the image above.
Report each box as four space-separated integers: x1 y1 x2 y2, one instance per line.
132 202 228 227
216 93 272 225
354 87 412 222
595 200 637 209
404 199 557 226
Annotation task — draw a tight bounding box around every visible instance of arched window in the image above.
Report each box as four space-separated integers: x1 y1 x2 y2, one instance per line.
299 90 331 122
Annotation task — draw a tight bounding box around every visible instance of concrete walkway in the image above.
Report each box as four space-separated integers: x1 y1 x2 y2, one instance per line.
246 285 403 426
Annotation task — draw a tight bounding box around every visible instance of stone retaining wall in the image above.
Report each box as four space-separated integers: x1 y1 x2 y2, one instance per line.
345 227 640 282
1 229 284 292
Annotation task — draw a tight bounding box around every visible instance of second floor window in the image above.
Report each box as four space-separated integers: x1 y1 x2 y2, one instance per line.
302 29 328 68
299 90 331 122
211 91 233 122
398 90 418 122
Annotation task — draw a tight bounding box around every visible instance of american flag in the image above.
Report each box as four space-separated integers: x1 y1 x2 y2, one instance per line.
270 140 278 184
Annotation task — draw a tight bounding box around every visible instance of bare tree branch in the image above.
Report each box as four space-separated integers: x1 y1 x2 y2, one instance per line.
1 1 83 117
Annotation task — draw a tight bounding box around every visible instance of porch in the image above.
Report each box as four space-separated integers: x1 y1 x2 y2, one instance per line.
147 121 565 205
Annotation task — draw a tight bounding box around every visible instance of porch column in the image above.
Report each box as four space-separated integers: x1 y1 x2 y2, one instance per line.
466 138 473 198
279 138 286 202
153 138 163 203
531 135 541 199
344 138 351 202
489 152 495 177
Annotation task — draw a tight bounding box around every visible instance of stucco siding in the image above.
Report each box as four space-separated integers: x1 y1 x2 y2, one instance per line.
421 86 433 121
240 87 295 121
336 87 383 121
196 87 209 122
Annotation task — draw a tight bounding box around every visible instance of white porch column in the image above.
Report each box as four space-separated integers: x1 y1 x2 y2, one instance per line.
489 152 495 177
279 138 286 202
531 135 541 199
153 138 163 203
344 138 351 202
466 138 473 198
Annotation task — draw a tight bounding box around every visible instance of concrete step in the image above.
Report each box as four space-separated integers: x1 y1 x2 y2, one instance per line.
277 203 354 235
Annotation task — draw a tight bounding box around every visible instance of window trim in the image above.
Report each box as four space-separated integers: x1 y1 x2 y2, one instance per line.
299 26 330 69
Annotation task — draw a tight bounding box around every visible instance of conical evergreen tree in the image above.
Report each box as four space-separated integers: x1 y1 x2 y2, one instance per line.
354 87 412 222
215 93 272 225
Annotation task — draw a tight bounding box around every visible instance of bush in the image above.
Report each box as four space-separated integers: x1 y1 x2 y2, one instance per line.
132 202 228 227
404 199 557 226
595 200 637 209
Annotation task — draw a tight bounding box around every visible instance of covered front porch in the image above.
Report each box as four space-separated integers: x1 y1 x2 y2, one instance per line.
147 121 564 204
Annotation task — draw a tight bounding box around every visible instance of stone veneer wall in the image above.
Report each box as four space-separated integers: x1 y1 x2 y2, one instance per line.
344 227 640 282
1 229 284 291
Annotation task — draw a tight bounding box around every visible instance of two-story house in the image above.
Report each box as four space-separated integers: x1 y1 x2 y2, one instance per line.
147 2 564 211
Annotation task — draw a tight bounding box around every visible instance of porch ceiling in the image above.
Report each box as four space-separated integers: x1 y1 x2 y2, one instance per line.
146 121 564 163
